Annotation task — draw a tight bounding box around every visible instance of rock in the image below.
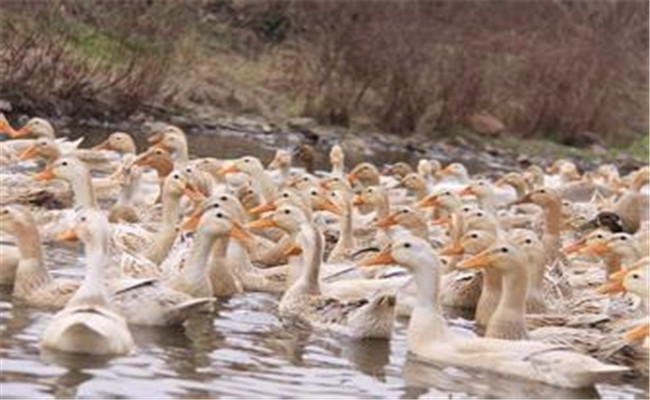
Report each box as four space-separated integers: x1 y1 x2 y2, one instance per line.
589 144 607 156
467 112 505 136
286 117 317 132
0 99 12 113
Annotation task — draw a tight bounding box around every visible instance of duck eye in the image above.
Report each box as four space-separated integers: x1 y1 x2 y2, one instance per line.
62 161 68 166
402 209 409 214
284 209 291 215
283 193 289 198
211 203 220 209
244 159 250 163
156 150 163 155
303 177 309 182
404 243 411 248
501 247 508 253
216 212 223 218
631 273 640 279
173 174 179 179
539 189 546 193
620 236 627 241
80 216 87 222
525 239 532 244
470 234 478 239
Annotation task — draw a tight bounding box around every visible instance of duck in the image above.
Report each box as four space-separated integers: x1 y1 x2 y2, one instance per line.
268 149 292 184
362 236 629 388
0 205 79 308
220 156 277 203
149 125 189 163
40 209 134 356
347 162 381 188
272 205 396 339
512 188 563 264
579 232 648 275
329 144 345 178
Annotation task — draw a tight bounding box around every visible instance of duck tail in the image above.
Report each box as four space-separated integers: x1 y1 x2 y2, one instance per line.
165 298 215 325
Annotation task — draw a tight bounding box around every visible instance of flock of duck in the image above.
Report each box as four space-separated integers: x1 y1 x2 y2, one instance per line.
0 114 648 391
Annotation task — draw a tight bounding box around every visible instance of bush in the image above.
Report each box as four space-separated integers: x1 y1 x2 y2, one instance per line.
279 1 648 145
0 0 197 117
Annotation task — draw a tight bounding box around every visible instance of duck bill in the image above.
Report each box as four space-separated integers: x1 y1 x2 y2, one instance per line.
580 242 610 256
153 141 169 152
218 164 239 175
147 132 163 144
134 155 153 167
624 323 649 343
0 119 18 136
32 166 55 181
92 139 112 151
436 166 453 177
374 214 398 230
283 243 303 257
352 195 365 206
181 213 202 232
431 217 450 226
346 172 358 185
561 239 586 254
458 253 493 270
416 195 438 209
459 186 474 197
58 229 79 242
229 222 253 244
249 201 276 215
315 198 342 215
608 268 630 281
8 126 29 138
439 243 464 256
183 183 205 202
247 217 278 231
18 144 39 161
596 278 625 294
360 247 395 267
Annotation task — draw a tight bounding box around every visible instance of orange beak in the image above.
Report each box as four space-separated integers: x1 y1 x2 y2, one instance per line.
608 268 630 282
352 195 365 206
510 193 534 206
623 323 649 343
346 172 358 184
8 126 30 138
181 213 202 232
32 166 55 181
561 238 586 254
417 195 439 209
229 222 252 243
457 252 493 270
219 164 240 175
314 198 342 215
283 243 303 257
153 141 169 152
439 243 464 256
494 178 506 188
147 132 164 144
596 278 625 295
360 246 396 267
58 229 79 242
249 201 277 215
0 119 18 136
93 139 112 151
436 166 453 177
183 182 205 202
431 217 450 226
374 214 398 230
459 186 475 197
18 144 39 161
247 216 278 231
580 242 610 256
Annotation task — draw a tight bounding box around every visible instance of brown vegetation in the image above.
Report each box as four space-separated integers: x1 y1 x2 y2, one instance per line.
0 0 647 147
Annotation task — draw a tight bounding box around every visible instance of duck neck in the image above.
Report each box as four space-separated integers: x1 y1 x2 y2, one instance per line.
68 232 110 307
13 221 51 294
375 192 390 220
478 192 497 215
408 254 448 345
338 198 355 251
145 190 182 264
184 230 217 286
508 180 527 198
71 171 98 209
414 186 428 201
295 224 322 295
332 160 344 178
488 264 528 336
252 168 277 204
543 202 562 236
603 253 621 275
154 157 174 179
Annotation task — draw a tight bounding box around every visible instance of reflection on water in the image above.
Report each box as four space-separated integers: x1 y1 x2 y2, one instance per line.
1 125 649 398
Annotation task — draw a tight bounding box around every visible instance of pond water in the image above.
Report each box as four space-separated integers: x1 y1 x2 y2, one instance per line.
1 122 648 398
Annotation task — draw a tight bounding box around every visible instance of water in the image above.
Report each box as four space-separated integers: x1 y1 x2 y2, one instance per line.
1 122 649 398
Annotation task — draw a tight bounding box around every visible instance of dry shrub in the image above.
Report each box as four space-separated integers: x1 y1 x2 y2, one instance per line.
0 0 197 117
280 0 648 145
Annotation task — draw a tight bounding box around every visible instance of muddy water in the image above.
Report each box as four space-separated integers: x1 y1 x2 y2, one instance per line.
1 122 648 398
